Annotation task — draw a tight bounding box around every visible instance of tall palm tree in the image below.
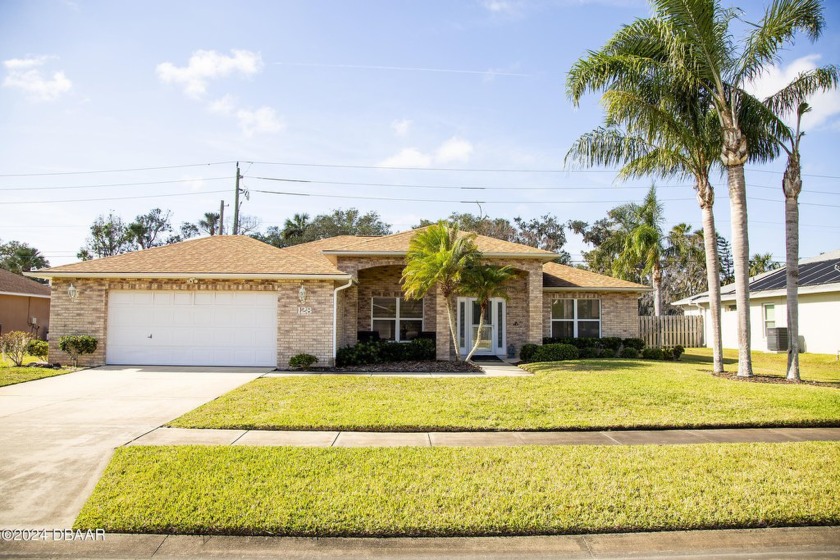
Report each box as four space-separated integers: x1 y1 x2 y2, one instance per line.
759 66 838 380
283 213 311 240
401 222 480 362
567 0 826 376
613 186 666 316
460 264 514 362
566 83 729 371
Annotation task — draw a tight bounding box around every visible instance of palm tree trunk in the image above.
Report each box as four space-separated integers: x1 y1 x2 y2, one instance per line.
727 163 753 377
444 294 461 362
697 181 724 374
783 156 801 381
465 303 486 362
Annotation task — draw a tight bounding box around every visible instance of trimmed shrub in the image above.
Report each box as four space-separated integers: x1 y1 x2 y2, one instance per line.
641 347 664 360
26 339 49 360
519 343 539 363
622 338 645 351
58 335 98 367
578 347 599 359
532 343 579 362
600 348 616 358
672 345 685 361
661 347 674 361
289 353 318 369
336 338 436 367
619 347 640 359
599 337 623 351
1 331 32 366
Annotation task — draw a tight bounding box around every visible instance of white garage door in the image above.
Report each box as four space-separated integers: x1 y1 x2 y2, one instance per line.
106 290 278 366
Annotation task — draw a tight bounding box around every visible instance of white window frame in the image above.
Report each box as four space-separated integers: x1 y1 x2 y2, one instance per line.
763 303 776 337
551 298 601 338
371 297 424 342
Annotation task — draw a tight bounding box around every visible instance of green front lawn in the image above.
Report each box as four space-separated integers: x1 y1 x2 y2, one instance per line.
683 348 840 383
75 442 840 537
0 363 76 387
170 358 840 431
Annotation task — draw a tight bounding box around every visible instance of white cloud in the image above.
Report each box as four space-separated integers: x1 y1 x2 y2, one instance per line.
745 54 840 130
2 56 72 101
481 0 522 14
435 136 474 163
378 137 474 168
236 106 284 137
207 94 236 115
391 118 412 137
378 148 433 168
156 49 263 98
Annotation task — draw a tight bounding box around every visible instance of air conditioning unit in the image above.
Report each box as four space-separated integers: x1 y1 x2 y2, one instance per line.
767 327 789 352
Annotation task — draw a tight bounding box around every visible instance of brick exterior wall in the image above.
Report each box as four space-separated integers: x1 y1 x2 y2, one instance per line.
47 278 338 368
543 291 640 340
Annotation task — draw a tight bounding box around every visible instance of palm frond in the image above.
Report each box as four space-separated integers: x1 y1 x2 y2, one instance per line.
764 65 839 117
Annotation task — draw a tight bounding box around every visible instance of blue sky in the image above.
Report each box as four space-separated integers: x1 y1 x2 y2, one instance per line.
1 0 838 267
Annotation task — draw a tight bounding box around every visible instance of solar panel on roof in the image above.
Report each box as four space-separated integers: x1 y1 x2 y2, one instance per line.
750 258 840 292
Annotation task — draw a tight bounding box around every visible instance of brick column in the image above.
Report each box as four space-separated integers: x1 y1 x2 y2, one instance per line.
527 264 543 344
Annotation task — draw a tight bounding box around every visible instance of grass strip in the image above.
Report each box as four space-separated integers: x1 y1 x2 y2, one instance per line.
170 358 840 431
0 366 75 387
75 442 840 537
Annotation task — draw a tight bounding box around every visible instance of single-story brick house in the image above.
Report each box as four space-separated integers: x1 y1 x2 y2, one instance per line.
28 229 647 367
0 268 50 339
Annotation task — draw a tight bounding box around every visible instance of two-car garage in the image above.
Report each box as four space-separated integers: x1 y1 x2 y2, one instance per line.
105 290 278 367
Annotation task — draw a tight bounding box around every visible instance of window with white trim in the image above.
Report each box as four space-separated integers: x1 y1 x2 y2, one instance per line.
372 297 423 341
763 303 775 337
551 298 601 338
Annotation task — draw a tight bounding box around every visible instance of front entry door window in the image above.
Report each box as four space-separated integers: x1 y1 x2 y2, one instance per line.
457 297 506 357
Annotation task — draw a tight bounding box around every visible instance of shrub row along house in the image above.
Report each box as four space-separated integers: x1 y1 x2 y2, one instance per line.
27 229 648 367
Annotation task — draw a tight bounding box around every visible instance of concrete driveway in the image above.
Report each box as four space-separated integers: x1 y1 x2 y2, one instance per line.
0 366 267 529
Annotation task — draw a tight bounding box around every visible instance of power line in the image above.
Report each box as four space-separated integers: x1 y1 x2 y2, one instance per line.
4 189 229 205
0 177 230 191
0 162 236 178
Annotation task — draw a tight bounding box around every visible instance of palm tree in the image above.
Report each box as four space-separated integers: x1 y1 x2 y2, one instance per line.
8 245 49 273
198 212 220 236
613 186 666 316
749 252 779 277
401 222 480 362
760 66 838 380
566 82 728 371
567 0 827 377
460 264 514 362
283 213 311 240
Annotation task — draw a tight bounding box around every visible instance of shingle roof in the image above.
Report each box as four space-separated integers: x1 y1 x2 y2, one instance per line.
32 236 346 277
322 227 558 257
0 268 50 296
542 262 649 291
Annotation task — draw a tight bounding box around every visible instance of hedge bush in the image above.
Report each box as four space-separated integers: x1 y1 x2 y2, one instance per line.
619 347 640 359
641 347 664 360
288 354 318 369
622 338 645 351
519 344 539 363
26 339 49 360
532 343 579 362
58 335 98 367
542 337 642 352
336 338 436 367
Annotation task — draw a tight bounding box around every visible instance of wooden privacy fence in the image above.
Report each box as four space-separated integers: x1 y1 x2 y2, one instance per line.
639 315 704 348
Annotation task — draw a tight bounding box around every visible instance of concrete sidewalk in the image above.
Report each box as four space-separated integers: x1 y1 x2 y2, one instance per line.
128 425 840 447
1 526 837 559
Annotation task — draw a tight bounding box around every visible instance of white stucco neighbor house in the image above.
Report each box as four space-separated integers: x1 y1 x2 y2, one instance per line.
673 249 840 355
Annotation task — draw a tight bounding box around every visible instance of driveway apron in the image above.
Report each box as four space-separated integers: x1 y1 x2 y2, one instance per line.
0 366 265 529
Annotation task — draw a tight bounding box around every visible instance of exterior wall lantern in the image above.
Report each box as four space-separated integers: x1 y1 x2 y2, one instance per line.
68 283 78 301
298 285 307 304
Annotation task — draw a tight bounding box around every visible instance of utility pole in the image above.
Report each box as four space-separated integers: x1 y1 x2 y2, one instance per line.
219 200 226 235
233 162 241 235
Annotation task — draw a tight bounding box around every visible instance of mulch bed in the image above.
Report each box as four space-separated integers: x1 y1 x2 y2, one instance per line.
713 372 840 389
294 361 484 373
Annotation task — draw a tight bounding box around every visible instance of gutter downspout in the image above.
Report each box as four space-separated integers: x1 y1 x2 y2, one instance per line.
333 278 355 363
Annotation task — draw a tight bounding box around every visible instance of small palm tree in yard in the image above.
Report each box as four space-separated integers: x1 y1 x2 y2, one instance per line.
460 264 515 362
402 222 479 362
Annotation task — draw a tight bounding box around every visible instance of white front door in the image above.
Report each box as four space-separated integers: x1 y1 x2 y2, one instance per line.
457 297 506 357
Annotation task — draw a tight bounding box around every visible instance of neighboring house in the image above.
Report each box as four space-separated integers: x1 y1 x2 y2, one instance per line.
0 268 50 339
673 249 840 355
27 230 648 367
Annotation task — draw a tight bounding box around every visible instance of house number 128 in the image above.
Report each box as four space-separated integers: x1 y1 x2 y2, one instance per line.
297 306 313 315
